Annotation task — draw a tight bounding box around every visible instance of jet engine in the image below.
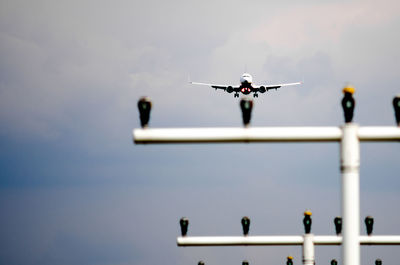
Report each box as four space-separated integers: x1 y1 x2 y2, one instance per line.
226 86 234 93
259 86 266 93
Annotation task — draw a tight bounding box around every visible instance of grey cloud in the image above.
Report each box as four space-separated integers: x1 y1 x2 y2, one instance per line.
1 0 400 265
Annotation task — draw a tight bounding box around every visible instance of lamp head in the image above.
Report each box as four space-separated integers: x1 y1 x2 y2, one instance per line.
241 216 250 236
365 216 374 236
180 217 189 236
303 210 312 234
393 95 400 126
137 97 152 128
341 86 355 123
334 216 342 235
240 98 253 126
286 256 293 265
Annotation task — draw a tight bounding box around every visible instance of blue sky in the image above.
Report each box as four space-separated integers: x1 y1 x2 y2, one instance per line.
1 0 400 264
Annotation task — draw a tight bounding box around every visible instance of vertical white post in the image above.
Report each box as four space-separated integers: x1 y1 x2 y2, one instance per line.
302 234 315 265
340 124 360 265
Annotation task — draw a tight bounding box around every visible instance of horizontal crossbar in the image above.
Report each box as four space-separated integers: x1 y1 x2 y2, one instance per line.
176 235 400 246
134 126 400 144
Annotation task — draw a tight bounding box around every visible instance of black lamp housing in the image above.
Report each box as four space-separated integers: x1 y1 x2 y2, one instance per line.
334 216 342 235
303 211 312 234
365 216 374 236
240 98 253 126
393 95 400 126
341 91 355 123
241 216 250 236
180 217 189 236
137 97 152 128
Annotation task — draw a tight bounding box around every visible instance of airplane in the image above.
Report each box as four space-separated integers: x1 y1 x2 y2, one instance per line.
190 73 302 98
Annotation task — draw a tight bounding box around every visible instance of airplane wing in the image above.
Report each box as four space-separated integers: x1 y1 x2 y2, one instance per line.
254 82 302 91
190 82 239 91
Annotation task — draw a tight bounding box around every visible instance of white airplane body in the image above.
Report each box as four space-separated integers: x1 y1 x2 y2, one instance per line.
190 73 301 97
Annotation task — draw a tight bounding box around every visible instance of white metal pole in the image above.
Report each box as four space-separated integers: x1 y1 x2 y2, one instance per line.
302 234 315 265
340 124 360 265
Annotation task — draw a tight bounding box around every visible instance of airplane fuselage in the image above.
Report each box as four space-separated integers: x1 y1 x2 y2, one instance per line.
239 83 252 95
239 73 254 95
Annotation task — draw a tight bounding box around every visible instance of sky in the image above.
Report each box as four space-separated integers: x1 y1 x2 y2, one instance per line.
0 0 400 264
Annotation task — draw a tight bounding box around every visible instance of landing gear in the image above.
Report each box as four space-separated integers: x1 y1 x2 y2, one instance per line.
234 93 239 98
253 93 258 98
